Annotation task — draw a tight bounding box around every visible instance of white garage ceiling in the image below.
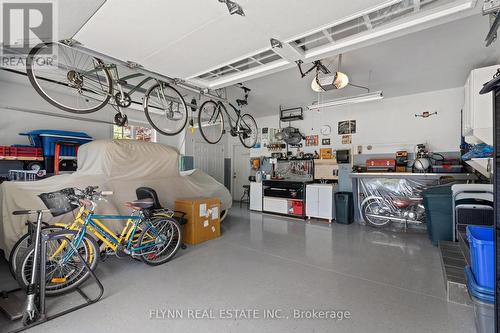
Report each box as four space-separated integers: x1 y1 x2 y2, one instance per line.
73 0 481 89
236 13 500 117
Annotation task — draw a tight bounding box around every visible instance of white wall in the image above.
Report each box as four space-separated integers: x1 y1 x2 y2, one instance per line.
247 87 464 156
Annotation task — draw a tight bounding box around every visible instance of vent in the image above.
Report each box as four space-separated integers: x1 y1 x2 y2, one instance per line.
192 49 283 82
292 0 454 52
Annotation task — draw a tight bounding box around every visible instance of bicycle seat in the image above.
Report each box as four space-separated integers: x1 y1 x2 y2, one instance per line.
124 198 154 210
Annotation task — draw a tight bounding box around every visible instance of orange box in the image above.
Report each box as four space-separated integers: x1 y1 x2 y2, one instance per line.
174 197 221 245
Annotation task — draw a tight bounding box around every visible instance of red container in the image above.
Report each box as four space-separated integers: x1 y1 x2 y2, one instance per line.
10 147 42 157
0 146 10 156
292 201 303 215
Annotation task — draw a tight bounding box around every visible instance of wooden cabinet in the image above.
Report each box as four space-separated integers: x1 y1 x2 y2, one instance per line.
306 184 335 222
463 65 497 145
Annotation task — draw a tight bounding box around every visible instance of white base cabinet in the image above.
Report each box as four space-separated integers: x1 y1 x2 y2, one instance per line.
306 184 335 222
250 182 263 211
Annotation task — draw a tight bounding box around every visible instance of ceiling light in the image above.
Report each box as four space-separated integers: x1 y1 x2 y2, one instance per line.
308 91 383 110
311 72 349 92
218 0 245 16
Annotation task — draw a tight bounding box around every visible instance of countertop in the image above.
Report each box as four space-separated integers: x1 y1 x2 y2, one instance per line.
350 172 477 180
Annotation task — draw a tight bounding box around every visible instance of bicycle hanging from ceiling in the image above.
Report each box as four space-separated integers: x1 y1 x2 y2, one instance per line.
25 39 227 136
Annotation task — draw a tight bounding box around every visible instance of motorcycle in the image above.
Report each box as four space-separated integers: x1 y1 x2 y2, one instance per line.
360 189 425 228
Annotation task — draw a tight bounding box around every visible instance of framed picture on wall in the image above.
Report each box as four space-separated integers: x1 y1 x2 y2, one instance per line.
322 138 330 145
338 120 356 135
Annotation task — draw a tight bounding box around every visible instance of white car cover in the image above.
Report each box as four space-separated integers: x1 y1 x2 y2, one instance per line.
0 139 232 256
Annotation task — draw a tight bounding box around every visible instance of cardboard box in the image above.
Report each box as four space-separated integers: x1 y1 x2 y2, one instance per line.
175 197 221 245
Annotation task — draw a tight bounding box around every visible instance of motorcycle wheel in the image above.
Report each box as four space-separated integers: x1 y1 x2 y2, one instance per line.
361 198 392 227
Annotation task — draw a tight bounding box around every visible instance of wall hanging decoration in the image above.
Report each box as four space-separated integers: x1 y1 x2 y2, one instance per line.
320 148 332 159
305 135 319 146
280 106 304 121
338 120 356 134
322 138 331 145
341 135 352 145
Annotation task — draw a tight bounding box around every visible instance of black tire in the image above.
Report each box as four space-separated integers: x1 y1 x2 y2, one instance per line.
361 198 392 227
238 113 258 148
143 83 188 136
138 218 182 266
26 42 113 114
9 225 63 278
16 230 99 296
198 100 225 144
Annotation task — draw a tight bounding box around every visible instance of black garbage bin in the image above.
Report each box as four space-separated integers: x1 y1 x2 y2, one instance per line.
335 192 354 224
422 185 453 246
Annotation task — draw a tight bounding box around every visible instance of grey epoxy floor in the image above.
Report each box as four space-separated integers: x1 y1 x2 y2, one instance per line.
0 205 474 333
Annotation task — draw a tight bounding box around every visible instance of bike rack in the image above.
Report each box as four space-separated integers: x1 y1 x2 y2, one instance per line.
3 233 104 333
57 39 228 104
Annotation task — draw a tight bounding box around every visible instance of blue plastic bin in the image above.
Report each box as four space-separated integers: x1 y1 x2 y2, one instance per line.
20 130 92 157
465 266 494 333
467 226 494 290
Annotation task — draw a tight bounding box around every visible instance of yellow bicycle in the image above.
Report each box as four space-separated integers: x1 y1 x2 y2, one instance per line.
16 186 182 295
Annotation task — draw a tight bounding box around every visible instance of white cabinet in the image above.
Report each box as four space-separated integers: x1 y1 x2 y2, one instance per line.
463 65 498 145
250 182 263 211
306 184 335 222
263 197 288 214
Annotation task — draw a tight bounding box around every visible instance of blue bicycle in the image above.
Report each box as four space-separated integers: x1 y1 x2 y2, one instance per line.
16 186 183 295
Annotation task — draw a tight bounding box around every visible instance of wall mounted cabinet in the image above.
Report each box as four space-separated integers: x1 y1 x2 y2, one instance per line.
463 65 497 145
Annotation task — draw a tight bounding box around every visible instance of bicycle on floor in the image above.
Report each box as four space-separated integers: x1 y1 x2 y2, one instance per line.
197 86 258 148
15 186 183 296
26 41 188 135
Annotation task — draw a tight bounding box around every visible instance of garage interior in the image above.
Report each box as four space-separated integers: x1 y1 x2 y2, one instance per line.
0 0 499 332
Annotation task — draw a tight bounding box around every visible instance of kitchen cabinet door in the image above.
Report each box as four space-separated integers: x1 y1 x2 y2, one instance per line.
317 186 333 219
306 186 319 217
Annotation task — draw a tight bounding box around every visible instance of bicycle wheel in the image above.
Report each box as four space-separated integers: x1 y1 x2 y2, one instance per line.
237 113 258 148
198 100 225 144
26 42 113 114
16 230 99 296
137 218 182 266
144 83 188 136
9 225 63 278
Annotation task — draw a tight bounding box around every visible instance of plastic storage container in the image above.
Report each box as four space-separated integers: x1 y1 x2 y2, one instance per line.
465 266 494 333
335 192 354 224
20 130 92 156
467 226 494 290
422 185 453 246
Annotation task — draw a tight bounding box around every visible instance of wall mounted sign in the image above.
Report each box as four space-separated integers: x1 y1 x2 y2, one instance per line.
305 135 318 146
338 120 356 135
322 138 331 145
341 135 352 144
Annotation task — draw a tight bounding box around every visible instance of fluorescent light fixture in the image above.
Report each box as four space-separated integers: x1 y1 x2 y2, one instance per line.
308 91 383 110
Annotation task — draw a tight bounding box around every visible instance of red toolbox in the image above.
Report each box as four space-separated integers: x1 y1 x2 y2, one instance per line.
366 159 396 172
